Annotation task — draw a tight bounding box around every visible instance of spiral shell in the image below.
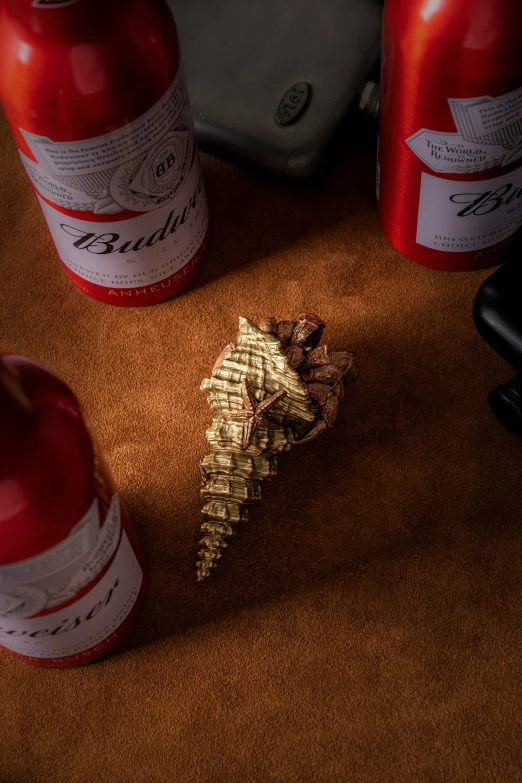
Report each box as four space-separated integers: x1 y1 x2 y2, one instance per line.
197 315 356 581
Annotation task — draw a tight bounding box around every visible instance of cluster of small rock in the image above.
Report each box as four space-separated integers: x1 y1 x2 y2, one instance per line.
258 313 357 442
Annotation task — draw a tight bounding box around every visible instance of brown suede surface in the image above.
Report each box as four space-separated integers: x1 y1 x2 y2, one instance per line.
1 109 522 783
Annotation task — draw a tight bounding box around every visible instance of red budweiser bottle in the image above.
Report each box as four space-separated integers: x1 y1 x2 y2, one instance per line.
0 0 209 305
378 0 522 271
0 355 148 667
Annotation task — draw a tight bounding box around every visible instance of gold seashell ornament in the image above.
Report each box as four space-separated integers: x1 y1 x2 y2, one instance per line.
197 314 357 581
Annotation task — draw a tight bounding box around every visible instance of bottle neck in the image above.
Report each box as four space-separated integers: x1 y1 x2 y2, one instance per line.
0 359 35 475
5 0 126 39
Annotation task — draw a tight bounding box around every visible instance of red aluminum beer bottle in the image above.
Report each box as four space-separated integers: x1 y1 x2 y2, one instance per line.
378 0 522 271
0 355 148 667
0 0 210 306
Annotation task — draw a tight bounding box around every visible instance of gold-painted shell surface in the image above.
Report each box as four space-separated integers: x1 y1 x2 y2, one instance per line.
197 315 357 581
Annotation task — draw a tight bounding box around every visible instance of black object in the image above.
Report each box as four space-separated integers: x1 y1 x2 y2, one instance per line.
487 376 522 438
474 258 522 436
169 0 383 178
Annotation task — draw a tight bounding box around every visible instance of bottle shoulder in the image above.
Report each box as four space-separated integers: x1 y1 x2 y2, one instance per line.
0 356 95 564
0 0 180 142
386 0 522 52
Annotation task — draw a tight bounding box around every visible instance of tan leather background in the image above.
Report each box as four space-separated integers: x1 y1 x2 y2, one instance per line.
1 111 522 782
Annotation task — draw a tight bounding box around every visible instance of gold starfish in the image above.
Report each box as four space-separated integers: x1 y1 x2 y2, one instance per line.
227 378 287 449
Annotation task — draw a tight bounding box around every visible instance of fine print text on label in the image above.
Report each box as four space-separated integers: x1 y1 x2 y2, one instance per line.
19 68 192 215
407 87 522 174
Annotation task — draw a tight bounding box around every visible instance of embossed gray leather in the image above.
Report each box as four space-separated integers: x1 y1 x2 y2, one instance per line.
169 0 382 177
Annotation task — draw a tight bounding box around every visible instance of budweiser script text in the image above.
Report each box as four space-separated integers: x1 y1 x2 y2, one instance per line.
450 183 522 216
59 176 203 257
0 578 120 639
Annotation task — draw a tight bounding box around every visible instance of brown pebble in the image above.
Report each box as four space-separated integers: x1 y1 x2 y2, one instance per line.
306 345 331 367
292 314 325 348
258 317 277 334
285 345 305 370
306 382 332 406
276 320 296 343
301 364 344 385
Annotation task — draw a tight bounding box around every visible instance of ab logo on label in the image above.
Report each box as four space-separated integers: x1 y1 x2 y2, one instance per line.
157 153 177 180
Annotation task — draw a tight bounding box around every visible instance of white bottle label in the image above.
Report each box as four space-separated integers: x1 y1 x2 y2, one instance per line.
0 495 121 619
18 67 208 288
0 532 142 659
36 166 208 289
416 168 522 252
407 87 522 174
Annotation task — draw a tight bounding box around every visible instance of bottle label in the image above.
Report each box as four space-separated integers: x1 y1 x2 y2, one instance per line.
407 87 522 174
0 495 121 619
0 532 142 659
416 168 522 252
18 68 209 290
36 166 208 290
